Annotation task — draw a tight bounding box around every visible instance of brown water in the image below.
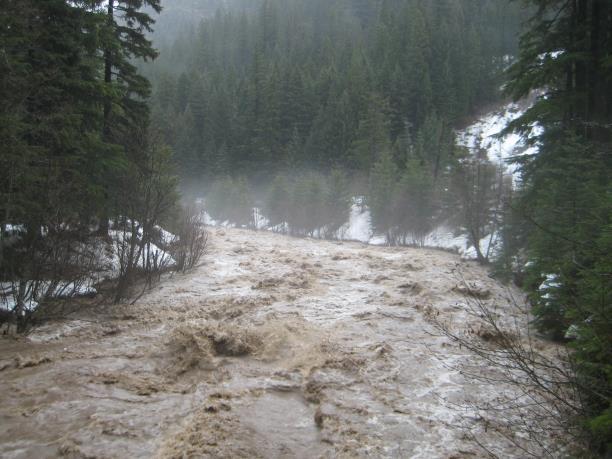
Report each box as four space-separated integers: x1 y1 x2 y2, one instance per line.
0 228 561 458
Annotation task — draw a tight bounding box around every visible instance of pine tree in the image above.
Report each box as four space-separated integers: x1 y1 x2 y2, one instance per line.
0 0 115 232
417 113 453 183
504 1 612 448
323 168 351 238
78 0 162 234
350 93 392 170
95 0 162 135
0 0 122 324
393 157 434 246
265 175 292 229
404 3 432 128
369 149 398 244
176 73 192 114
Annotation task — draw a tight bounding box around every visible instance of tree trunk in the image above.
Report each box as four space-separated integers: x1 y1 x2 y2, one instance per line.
15 281 27 332
98 0 115 237
103 0 114 139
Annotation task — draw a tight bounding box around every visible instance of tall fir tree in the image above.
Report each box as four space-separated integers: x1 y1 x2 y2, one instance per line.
504 0 612 450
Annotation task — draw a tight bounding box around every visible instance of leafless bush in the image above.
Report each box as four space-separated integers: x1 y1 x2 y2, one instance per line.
174 205 208 273
112 128 179 302
0 227 105 331
113 218 175 302
431 272 587 457
451 146 512 263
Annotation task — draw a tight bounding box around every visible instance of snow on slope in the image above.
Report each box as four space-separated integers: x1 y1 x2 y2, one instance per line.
457 101 540 183
339 197 371 242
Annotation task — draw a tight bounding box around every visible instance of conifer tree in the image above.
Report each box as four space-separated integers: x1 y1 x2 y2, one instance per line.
1 0 114 232
504 1 612 448
94 0 162 135
369 149 398 244
350 93 392 170
393 157 434 246
78 0 162 234
1 0 124 324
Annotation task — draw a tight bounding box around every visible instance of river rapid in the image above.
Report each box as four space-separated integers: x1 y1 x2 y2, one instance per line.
0 228 561 458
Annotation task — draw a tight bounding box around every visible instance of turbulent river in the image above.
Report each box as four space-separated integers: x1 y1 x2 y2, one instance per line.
0 228 560 458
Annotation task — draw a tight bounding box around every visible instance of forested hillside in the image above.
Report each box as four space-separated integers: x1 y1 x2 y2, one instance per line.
149 0 259 47
147 0 523 176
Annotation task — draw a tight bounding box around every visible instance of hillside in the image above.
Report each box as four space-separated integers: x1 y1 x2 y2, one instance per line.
150 0 259 46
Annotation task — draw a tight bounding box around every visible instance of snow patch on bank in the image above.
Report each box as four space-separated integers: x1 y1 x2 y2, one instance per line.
1 222 179 313
0 281 97 313
457 101 541 183
339 197 372 242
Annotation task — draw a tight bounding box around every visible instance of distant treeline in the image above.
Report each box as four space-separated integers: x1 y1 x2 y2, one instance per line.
146 0 524 177
205 154 508 261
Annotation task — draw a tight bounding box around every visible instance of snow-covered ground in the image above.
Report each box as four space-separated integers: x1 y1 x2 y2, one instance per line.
1 279 98 313
0 223 178 313
457 100 541 184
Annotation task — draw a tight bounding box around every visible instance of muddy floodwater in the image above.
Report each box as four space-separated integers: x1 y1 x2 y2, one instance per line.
0 228 559 458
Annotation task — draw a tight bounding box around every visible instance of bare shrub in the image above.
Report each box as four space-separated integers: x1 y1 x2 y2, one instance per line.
451 145 511 263
113 218 175 302
431 273 588 457
112 128 179 302
1 227 106 331
174 205 208 273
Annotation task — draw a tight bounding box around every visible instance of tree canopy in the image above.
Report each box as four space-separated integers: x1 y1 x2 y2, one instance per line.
145 0 524 178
